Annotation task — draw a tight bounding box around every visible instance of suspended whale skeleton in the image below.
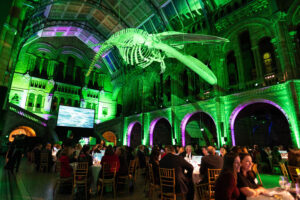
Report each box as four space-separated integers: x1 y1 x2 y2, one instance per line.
87 28 229 85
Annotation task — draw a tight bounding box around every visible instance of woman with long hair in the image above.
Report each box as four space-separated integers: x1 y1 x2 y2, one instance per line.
237 153 266 200
215 152 241 200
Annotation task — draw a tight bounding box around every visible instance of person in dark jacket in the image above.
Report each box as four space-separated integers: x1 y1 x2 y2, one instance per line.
200 146 224 183
159 145 194 199
137 145 146 169
149 149 160 185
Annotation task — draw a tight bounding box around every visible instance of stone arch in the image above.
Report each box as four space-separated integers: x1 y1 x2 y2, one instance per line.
9 126 36 142
229 99 290 146
287 0 300 26
180 111 217 147
150 117 172 146
127 121 142 148
222 17 274 52
102 131 117 146
58 46 90 66
26 42 58 59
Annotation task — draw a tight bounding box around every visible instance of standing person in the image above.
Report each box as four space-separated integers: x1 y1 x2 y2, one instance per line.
137 145 146 169
149 149 160 185
33 143 43 171
237 153 267 200
215 152 241 200
200 146 224 183
159 145 194 199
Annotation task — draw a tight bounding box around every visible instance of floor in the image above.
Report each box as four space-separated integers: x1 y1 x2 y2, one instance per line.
0 157 282 200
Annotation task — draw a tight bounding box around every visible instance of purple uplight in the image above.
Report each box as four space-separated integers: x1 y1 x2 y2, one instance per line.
230 99 288 146
181 111 216 147
127 122 139 146
149 118 164 146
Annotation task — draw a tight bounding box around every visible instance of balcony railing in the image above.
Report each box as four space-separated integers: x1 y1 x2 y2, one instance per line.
8 103 48 127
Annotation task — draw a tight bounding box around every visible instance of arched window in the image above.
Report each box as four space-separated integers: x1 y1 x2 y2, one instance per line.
60 98 65 105
165 76 171 102
258 37 277 75
66 57 75 84
27 93 35 108
181 70 189 97
226 51 238 85
40 59 48 79
55 62 65 82
51 97 58 112
32 57 41 77
239 31 256 81
75 67 83 86
36 94 43 109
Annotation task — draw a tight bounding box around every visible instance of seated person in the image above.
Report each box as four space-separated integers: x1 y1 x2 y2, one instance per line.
58 149 73 178
215 152 241 200
200 146 224 183
115 147 128 176
237 153 266 200
149 149 160 185
159 145 194 199
179 145 195 160
101 145 120 173
78 145 93 167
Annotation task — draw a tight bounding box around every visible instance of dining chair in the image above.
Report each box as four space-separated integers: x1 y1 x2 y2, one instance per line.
149 164 160 200
207 168 221 199
98 162 117 200
39 152 49 172
53 161 73 199
252 164 263 186
117 159 136 193
159 167 186 200
72 162 89 200
279 162 289 178
194 183 210 200
287 165 300 183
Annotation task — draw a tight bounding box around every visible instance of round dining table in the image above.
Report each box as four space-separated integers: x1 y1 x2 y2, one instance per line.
247 188 294 200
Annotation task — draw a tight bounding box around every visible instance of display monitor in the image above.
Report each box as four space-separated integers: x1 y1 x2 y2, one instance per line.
57 106 94 128
192 156 203 165
279 150 288 160
93 153 104 165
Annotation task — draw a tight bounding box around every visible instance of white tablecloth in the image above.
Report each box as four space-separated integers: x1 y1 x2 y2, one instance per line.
247 188 294 200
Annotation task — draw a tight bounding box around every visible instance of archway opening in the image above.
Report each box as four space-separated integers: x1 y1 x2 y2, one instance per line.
102 131 117 146
233 103 292 147
152 118 172 146
128 122 142 149
9 126 36 142
183 112 217 146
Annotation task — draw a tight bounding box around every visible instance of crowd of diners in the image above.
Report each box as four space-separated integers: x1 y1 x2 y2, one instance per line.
4 135 300 200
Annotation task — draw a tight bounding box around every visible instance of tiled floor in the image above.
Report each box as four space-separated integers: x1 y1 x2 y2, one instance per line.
0 157 283 200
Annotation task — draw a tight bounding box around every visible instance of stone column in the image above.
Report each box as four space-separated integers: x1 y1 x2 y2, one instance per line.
251 45 264 84
234 42 245 89
272 12 297 80
47 60 57 79
33 94 38 112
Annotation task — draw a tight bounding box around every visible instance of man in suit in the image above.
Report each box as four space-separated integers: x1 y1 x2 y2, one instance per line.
179 145 195 160
199 146 223 183
160 145 194 199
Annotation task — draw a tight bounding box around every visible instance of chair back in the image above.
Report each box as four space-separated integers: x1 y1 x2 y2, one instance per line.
252 164 263 186
287 165 300 183
149 164 155 185
194 183 210 200
40 152 49 164
74 162 88 184
207 168 221 199
279 162 289 178
101 162 117 180
128 159 136 177
159 167 176 200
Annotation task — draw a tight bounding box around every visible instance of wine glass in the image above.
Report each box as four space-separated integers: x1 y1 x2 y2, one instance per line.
279 176 287 189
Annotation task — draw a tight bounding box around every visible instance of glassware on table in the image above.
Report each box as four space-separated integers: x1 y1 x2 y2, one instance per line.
279 176 288 189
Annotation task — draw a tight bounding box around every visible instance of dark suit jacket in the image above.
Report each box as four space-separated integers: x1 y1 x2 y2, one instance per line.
200 154 224 182
159 153 194 194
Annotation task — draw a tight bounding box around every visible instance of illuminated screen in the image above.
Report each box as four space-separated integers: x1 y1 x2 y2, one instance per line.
192 156 203 165
57 106 94 128
279 150 288 159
